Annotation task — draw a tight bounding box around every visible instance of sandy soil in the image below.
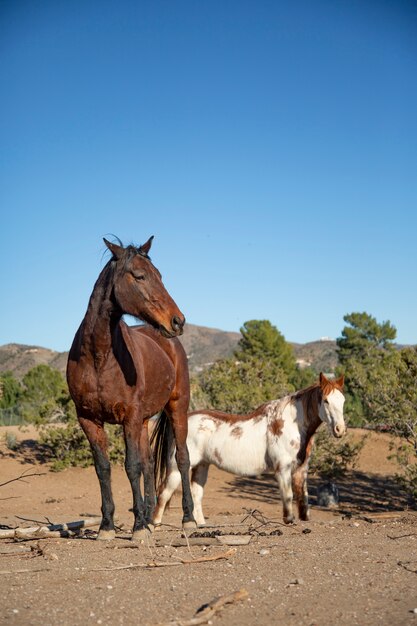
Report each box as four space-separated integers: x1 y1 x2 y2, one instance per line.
0 426 416 626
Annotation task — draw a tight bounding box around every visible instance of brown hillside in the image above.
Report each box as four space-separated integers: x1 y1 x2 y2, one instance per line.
0 326 341 378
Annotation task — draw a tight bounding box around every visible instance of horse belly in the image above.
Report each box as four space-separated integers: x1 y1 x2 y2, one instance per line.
204 422 268 476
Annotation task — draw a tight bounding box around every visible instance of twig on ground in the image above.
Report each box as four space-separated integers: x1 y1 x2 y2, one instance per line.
182 528 193 558
388 533 417 540
90 548 236 571
0 567 52 575
241 508 285 533
0 469 47 489
398 560 417 574
0 496 22 501
154 588 249 626
16 515 54 526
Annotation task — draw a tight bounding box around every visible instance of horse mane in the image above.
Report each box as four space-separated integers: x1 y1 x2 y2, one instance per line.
189 403 270 425
290 377 344 425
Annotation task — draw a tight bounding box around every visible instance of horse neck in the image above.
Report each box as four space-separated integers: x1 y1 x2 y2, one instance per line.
295 385 322 439
81 261 121 358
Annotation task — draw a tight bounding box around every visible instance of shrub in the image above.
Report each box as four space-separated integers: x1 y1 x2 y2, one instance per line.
39 418 125 471
5 431 18 451
309 429 366 480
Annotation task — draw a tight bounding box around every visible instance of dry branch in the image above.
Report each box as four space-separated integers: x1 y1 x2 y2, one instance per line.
0 567 51 575
155 588 249 626
91 548 236 572
0 517 101 540
398 560 417 574
0 470 47 489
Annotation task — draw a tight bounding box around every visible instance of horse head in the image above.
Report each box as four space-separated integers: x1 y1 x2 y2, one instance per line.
104 237 185 338
318 372 346 438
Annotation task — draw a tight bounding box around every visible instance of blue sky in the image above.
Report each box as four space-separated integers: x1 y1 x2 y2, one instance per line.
1 0 416 352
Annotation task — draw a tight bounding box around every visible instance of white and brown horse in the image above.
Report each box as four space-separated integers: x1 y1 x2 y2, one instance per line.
153 373 345 526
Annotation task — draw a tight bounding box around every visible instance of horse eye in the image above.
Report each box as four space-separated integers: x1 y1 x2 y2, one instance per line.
133 273 145 281
324 399 329 405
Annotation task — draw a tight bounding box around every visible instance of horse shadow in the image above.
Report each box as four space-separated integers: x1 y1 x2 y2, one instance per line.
221 470 415 513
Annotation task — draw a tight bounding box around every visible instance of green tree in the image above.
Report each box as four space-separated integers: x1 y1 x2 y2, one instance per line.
235 320 297 380
337 312 396 363
337 312 397 426
0 372 22 408
349 346 417 498
291 365 318 390
197 355 291 414
0 371 24 426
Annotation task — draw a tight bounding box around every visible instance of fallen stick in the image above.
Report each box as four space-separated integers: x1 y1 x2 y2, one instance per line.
0 470 47 489
0 567 52 575
155 588 249 626
91 548 236 571
398 560 417 574
108 537 219 550
0 517 101 540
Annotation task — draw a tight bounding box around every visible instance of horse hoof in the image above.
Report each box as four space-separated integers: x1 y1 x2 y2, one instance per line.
131 526 153 542
97 529 116 541
153 523 162 532
182 520 197 531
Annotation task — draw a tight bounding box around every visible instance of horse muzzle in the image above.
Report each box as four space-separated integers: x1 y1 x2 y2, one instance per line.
332 423 346 438
160 315 185 338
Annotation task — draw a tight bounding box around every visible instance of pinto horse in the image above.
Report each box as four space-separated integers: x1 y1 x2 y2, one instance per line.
153 373 345 526
67 237 195 540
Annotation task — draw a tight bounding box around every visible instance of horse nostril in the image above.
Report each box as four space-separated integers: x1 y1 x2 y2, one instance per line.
172 315 185 332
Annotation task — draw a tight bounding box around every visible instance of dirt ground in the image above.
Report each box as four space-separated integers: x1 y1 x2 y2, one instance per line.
0 426 416 626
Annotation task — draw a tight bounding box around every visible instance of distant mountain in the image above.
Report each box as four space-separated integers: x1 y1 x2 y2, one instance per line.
0 343 68 379
292 340 339 373
0 325 340 379
178 324 241 372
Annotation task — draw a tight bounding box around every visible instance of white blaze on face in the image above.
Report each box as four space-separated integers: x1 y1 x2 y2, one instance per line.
320 389 346 437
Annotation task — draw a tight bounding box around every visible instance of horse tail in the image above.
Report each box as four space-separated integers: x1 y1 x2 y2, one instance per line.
151 410 174 492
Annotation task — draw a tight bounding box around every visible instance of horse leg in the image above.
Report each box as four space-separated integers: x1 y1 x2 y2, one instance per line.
166 399 196 529
292 466 310 521
191 463 209 527
139 421 156 527
78 416 115 540
275 463 295 524
122 418 149 540
153 465 182 526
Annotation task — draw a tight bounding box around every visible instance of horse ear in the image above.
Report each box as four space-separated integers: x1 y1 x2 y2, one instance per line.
319 372 328 387
103 238 123 259
139 236 154 256
335 374 345 389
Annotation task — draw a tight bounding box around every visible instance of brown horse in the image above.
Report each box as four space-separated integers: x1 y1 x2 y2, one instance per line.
67 237 195 540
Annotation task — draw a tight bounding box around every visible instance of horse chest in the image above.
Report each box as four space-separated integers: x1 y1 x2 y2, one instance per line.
69 362 136 421
266 421 302 467
69 357 174 423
